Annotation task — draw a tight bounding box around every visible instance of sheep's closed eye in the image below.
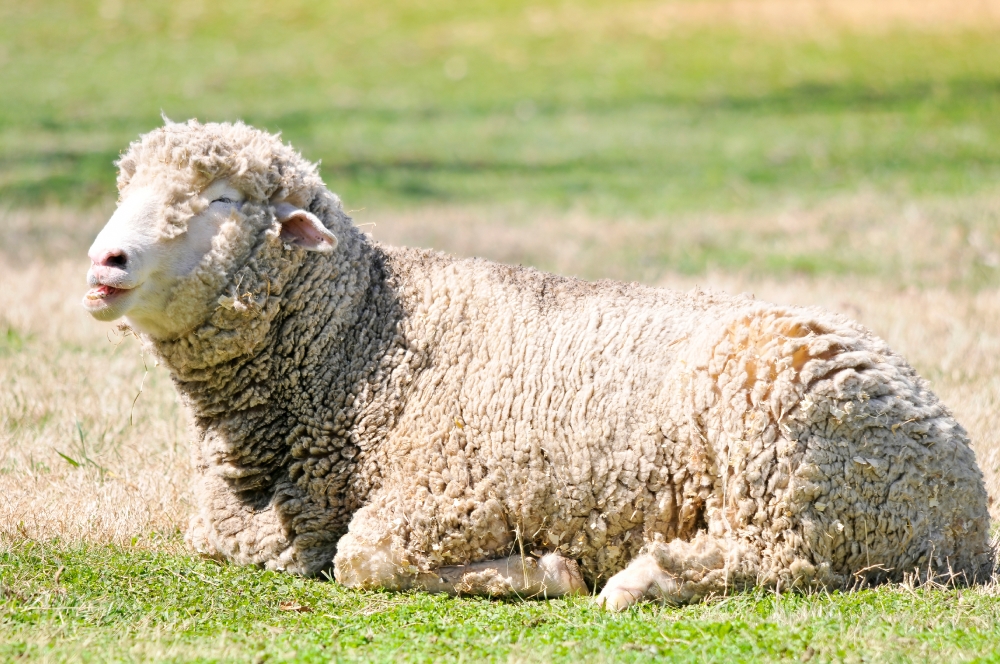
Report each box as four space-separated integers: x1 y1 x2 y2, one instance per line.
203 180 244 209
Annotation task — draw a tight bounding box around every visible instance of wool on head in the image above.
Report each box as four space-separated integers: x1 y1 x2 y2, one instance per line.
115 119 327 239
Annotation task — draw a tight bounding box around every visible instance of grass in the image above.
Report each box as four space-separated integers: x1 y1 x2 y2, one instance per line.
3 205 1000 662
4 541 1000 663
3 0 1000 215
362 194 1000 289
5 1 1000 661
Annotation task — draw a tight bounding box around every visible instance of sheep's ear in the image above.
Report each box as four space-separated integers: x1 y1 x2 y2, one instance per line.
273 202 338 253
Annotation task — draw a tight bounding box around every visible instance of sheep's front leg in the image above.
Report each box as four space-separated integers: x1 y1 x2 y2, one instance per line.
334 531 585 598
420 553 587 598
597 534 750 610
596 551 679 611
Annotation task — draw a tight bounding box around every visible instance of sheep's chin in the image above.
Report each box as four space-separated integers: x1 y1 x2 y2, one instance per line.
126 271 229 340
120 305 194 340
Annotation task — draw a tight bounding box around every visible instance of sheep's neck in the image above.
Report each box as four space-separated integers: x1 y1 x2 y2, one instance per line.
153 237 416 518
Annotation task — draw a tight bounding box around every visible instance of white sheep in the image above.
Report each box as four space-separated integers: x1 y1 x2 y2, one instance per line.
83 120 993 610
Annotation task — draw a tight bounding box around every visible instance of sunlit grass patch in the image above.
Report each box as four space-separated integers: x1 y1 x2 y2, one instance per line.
1 541 999 663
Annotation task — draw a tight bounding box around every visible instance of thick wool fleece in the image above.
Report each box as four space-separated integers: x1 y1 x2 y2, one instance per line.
132 121 991 600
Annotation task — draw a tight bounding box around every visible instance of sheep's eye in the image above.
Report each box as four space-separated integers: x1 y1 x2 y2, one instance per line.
212 197 235 205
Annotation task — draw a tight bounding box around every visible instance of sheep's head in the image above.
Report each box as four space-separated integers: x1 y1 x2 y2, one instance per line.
83 120 339 339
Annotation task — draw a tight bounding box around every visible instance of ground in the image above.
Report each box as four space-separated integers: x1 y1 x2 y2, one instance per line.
4 542 1000 663
3 1 1000 662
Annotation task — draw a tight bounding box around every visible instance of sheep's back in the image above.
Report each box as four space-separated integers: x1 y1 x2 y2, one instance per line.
370 248 991 584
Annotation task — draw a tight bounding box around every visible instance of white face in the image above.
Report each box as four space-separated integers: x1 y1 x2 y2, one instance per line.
83 180 245 337
83 178 338 338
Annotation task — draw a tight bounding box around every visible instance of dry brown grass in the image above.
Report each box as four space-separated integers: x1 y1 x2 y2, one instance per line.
2 197 998 549
0 256 188 547
518 0 1000 38
0 208 189 546
361 195 1000 289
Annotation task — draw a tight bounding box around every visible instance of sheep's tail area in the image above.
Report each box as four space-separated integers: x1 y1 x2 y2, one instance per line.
682 307 994 596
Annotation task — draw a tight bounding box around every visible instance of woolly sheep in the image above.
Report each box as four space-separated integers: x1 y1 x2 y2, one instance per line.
83 120 993 610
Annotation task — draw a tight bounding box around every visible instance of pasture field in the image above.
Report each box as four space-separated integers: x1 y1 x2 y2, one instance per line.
4 1 1000 661
5 203 1000 663
4 0 1000 220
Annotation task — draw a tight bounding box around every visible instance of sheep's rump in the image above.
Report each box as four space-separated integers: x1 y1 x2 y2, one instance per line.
344 248 992 588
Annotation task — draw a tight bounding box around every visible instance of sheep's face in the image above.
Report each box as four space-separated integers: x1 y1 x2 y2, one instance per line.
83 177 337 339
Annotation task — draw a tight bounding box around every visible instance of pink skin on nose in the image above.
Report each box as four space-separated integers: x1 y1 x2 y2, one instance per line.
89 248 128 268
85 248 131 300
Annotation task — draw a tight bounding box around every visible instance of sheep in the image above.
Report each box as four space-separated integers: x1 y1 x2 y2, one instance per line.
83 119 994 609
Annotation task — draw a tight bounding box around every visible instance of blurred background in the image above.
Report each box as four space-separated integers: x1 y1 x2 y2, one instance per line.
4 0 1000 541
4 0 1000 283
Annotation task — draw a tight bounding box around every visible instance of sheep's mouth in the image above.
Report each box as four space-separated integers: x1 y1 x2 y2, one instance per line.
85 283 128 300
83 283 135 317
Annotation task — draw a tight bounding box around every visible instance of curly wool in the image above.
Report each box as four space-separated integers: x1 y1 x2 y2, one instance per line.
116 119 327 239
130 121 992 598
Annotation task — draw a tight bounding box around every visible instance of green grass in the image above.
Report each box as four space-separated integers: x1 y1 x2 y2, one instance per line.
3 0 1000 213
5 3 1000 661
2 540 999 663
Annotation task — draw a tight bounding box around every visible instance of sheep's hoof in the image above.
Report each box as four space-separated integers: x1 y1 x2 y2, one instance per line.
536 552 587 597
596 553 678 611
596 585 645 612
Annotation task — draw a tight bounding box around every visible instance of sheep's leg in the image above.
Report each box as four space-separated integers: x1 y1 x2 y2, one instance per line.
596 551 678 611
185 512 223 560
334 531 585 597
597 533 748 611
416 552 587 598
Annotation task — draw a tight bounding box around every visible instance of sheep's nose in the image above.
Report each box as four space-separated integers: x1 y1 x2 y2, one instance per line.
90 248 129 268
